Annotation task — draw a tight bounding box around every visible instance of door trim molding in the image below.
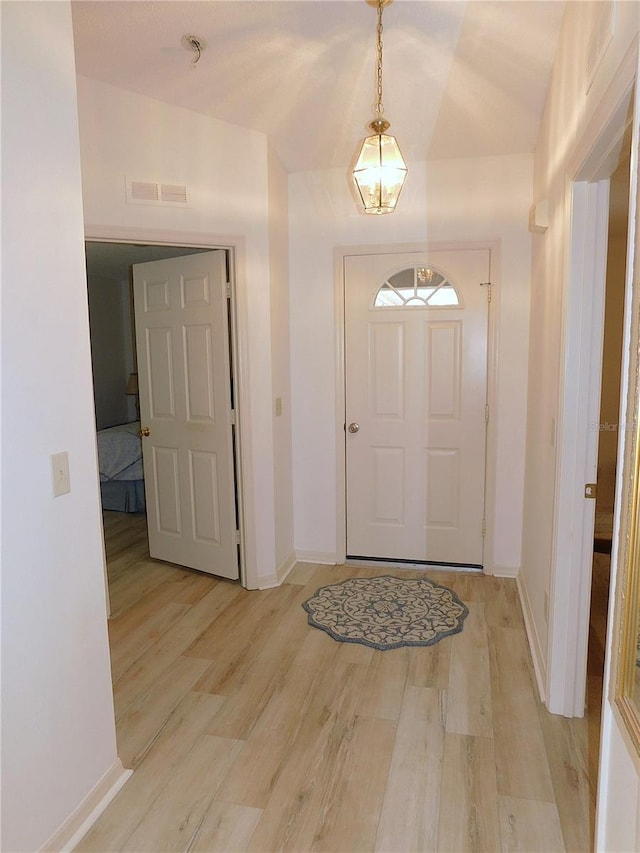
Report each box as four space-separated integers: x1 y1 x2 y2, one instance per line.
545 180 611 716
84 225 256 589
545 41 638 719
334 240 500 573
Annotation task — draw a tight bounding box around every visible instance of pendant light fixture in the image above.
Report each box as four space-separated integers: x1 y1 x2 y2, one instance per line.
352 0 407 215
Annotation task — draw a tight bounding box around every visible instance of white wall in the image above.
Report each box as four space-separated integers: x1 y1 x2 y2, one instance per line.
76 76 283 587
289 154 532 573
268 146 295 575
523 0 640 847
0 4 121 850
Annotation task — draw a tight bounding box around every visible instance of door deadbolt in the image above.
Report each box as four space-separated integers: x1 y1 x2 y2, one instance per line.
348 422 360 434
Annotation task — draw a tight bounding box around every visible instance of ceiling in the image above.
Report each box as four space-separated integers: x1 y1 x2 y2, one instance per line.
71 0 566 174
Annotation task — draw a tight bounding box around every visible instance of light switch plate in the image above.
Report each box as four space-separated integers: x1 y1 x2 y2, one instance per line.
51 451 71 497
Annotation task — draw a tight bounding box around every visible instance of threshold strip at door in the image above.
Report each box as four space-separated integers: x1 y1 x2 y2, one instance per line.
345 556 483 574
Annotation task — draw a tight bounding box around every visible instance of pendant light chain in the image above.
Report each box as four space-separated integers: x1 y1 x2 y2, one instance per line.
375 0 384 119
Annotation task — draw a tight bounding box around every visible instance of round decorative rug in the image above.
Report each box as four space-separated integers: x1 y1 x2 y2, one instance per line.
302 575 469 651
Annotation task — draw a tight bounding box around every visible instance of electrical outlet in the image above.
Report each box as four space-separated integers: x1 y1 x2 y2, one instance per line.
51 451 71 497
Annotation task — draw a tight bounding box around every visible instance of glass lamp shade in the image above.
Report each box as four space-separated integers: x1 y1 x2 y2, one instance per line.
353 130 407 215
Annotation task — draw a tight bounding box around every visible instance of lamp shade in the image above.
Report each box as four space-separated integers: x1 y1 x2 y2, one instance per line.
126 372 139 395
353 129 407 215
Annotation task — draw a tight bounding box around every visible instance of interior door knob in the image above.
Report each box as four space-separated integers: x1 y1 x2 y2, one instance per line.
348 422 360 434
139 426 151 437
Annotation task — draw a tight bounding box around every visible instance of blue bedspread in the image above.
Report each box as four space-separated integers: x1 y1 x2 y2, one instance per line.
97 421 143 482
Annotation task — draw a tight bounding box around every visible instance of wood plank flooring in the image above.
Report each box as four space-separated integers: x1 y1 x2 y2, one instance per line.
76 512 595 852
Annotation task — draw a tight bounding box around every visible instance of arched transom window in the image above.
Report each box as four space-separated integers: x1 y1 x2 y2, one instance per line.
374 266 460 308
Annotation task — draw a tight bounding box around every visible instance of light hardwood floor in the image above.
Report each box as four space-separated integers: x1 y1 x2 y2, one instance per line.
77 512 595 852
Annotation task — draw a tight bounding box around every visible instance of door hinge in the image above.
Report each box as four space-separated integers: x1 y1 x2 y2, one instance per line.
480 281 492 302
235 529 241 544
482 518 487 537
226 281 231 299
485 404 490 423
230 409 236 425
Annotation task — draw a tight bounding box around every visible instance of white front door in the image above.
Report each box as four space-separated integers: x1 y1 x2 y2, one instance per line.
345 249 490 567
133 250 239 580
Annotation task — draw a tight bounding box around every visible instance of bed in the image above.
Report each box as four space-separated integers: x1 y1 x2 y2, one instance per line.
97 421 146 512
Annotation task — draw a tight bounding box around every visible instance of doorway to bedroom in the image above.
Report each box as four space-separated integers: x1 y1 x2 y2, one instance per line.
85 240 242 585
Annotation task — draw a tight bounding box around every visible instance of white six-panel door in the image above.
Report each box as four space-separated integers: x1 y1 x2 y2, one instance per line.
345 249 490 566
133 250 239 580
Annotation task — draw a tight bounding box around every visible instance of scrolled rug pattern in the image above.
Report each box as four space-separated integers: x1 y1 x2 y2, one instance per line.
302 575 468 651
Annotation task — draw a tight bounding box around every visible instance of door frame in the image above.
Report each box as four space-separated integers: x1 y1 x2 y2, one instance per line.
85 225 255 589
334 240 500 573
545 43 638 718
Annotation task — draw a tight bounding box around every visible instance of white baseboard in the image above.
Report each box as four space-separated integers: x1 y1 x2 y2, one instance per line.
256 551 298 589
295 550 338 565
40 759 132 852
276 551 297 584
516 573 547 705
492 564 520 578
